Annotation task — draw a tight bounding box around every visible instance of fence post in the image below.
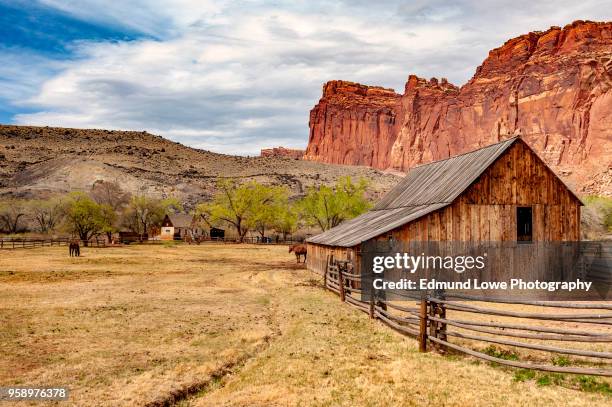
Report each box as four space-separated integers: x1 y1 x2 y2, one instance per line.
438 296 447 354
419 297 428 352
324 255 329 288
338 265 346 302
369 294 375 319
429 301 437 351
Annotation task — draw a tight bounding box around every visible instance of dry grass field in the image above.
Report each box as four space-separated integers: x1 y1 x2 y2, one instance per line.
0 244 610 406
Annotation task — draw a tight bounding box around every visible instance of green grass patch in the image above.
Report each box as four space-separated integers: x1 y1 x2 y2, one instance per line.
574 375 612 394
483 345 519 361
535 374 566 387
536 375 552 386
513 369 535 382
513 370 611 396
551 356 571 367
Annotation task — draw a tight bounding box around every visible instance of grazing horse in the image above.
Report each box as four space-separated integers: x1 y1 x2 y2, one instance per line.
289 244 307 263
69 240 80 257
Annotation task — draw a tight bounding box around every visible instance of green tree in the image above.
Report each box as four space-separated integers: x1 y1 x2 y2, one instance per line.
63 192 111 243
274 203 298 240
197 180 289 242
99 203 118 241
298 176 371 231
248 184 292 240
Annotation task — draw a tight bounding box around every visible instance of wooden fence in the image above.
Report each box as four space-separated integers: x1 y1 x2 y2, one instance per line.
0 237 106 249
324 257 612 377
0 236 303 249
186 236 303 245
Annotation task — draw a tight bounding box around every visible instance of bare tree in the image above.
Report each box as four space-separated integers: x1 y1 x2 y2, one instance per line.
90 180 131 212
0 199 27 233
122 195 181 238
28 197 65 234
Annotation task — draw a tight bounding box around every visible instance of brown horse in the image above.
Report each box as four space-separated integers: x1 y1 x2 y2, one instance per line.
69 240 80 257
289 244 307 263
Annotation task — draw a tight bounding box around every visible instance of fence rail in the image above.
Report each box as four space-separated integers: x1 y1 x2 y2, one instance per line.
0 236 303 249
0 237 106 249
322 256 612 377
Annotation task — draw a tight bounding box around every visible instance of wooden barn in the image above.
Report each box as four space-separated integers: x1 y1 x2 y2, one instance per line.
306 137 583 275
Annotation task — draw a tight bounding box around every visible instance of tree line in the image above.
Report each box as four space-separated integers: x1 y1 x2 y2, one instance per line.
0 176 372 242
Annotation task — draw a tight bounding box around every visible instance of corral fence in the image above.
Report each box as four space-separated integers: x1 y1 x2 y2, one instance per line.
0 236 303 249
0 237 106 249
324 257 612 377
179 236 304 245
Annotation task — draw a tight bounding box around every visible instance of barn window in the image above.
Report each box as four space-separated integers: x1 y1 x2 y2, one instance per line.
517 207 533 243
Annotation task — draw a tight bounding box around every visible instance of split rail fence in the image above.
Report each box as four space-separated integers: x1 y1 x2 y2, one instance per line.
0 236 302 249
324 257 612 377
0 237 106 249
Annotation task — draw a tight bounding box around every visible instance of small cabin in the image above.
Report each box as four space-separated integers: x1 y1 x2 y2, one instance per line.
160 214 205 241
306 137 583 275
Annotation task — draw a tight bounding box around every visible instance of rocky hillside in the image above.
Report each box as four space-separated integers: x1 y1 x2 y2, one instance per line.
0 125 400 206
304 20 612 196
260 147 305 159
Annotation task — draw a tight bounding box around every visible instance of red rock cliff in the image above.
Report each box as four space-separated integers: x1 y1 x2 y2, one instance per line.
304 21 612 195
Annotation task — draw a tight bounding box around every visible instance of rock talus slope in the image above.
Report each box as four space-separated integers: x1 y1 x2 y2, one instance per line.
304 21 612 195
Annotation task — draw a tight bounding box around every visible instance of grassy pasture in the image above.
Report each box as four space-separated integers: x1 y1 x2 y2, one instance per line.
0 244 610 406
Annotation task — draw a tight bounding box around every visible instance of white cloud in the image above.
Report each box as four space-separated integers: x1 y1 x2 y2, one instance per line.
8 0 612 154
38 0 226 37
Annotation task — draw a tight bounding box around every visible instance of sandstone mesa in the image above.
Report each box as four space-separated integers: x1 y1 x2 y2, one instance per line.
304 20 612 196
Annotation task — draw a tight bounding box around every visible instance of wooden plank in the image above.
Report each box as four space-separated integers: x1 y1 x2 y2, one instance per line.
427 336 612 377
445 330 612 359
430 316 612 342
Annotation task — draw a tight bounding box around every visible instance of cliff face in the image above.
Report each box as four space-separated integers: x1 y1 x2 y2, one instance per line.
304 21 612 195
306 80 401 169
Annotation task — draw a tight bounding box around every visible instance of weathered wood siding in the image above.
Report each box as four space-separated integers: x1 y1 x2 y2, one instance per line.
308 140 581 276
378 140 581 242
307 243 361 275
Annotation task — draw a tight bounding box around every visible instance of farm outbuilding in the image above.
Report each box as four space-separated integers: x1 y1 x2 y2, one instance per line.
306 137 583 276
160 214 205 241
209 227 225 240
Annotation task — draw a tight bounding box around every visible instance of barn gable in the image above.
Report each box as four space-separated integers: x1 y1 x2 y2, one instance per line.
307 137 581 248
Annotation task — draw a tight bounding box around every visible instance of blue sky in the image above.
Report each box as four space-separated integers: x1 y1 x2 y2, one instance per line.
1 0 610 155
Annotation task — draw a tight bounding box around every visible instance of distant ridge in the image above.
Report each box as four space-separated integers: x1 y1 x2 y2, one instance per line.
0 124 399 206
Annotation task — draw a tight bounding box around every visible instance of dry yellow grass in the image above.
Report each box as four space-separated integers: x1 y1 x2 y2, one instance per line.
0 244 610 406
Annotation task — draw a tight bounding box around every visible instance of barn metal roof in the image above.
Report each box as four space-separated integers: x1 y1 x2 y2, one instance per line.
307 137 520 247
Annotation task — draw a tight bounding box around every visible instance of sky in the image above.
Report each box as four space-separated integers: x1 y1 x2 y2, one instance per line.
1 1 610 155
